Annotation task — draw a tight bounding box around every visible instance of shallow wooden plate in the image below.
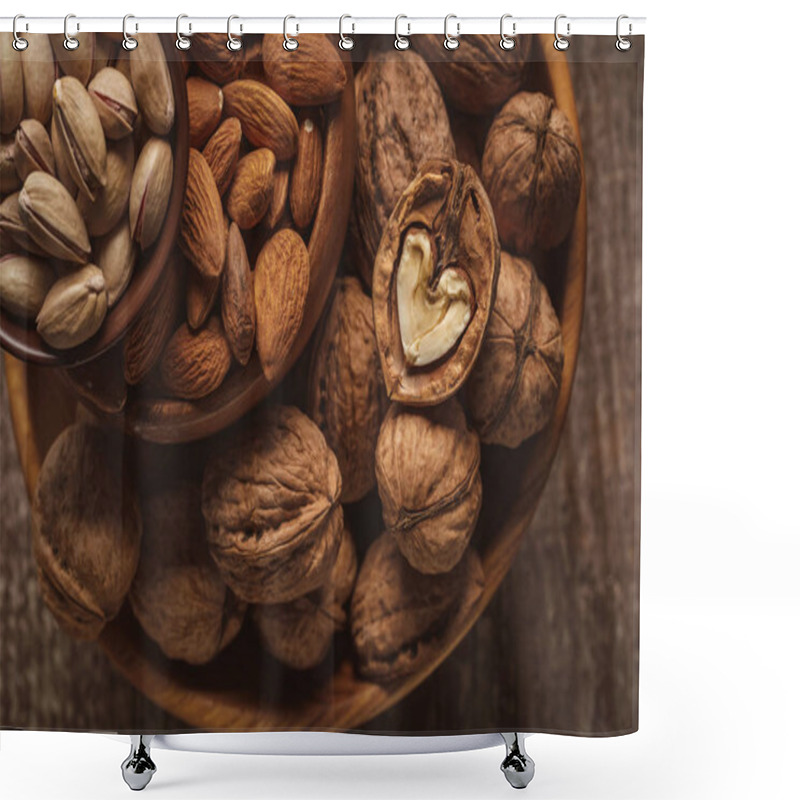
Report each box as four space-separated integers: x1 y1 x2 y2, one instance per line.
3 37 587 731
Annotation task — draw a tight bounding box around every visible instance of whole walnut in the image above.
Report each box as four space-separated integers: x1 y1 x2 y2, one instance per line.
482 92 582 253
130 482 247 665
201 405 344 604
375 398 482 575
253 524 357 670
32 423 141 640
413 34 533 116
308 277 385 503
351 534 485 683
466 253 564 447
350 50 455 287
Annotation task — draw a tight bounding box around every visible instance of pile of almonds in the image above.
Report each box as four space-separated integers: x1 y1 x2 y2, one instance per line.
0 33 175 349
23 35 582 686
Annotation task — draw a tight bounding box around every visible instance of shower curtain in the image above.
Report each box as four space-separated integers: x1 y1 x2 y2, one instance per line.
0 29 643 737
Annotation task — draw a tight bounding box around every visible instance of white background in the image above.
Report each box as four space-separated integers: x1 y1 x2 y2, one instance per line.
2 0 800 798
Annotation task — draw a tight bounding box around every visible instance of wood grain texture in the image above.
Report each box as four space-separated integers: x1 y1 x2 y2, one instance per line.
0 36 642 735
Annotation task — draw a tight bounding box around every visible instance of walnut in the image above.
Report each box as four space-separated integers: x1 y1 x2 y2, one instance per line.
350 50 455 288
466 253 564 447
482 92 582 253
414 34 533 115
375 398 482 574
253 524 357 670
201 405 344 604
373 158 500 406
308 277 384 503
32 423 141 640
351 534 484 683
130 481 247 665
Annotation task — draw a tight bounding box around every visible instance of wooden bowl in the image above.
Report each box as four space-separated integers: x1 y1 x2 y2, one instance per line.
3 38 587 731
0 35 189 369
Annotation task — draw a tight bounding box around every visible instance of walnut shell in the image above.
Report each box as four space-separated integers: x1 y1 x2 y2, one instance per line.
466 253 564 447
375 399 482 574
482 92 582 253
253 524 357 670
201 405 344 604
32 423 141 640
414 34 533 116
130 481 246 664
308 277 384 503
373 158 500 406
350 50 455 288
351 534 484 683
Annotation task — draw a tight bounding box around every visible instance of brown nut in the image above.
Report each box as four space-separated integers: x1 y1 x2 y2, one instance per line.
95 214 136 307
13 118 56 182
130 481 247 665
289 108 323 231
32 423 141 640
186 266 219 331
375 399 482 574
351 51 455 287
253 525 357 670
201 404 344 605
0 253 56 319
373 158 500 406
265 161 290 231
308 277 384 504
129 136 173 249
351 534 484 683
0 37 24 134
49 33 96 86
466 253 564 447
482 92 582 253
129 34 175 136
1 135 21 194
0 191 49 257
190 33 246 85
221 221 255 365
88 66 138 140
226 148 275 230
187 76 223 149
21 34 56 125
202 117 242 196
79 135 134 238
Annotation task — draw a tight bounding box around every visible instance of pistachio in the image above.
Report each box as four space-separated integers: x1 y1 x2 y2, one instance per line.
0 192 49 257
88 67 138 140
36 264 108 349
129 137 173 250
21 34 56 124
50 117 77 197
94 217 136 307
14 119 56 182
18 172 91 263
1 135 20 194
0 37 23 134
0 254 57 319
50 33 96 85
53 76 108 201
129 35 174 136
78 137 134 238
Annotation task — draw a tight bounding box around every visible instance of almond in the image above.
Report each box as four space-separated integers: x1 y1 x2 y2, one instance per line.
187 76 223 149
222 80 298 160
202 117 241 196
266 161 290 231
290 109 323 231
254 228 309 383
186 266 219 330
160 317 232 400
190 34 245 85
261 34 347 106
226 148 275 230
221 222 255 365
180 148 227 280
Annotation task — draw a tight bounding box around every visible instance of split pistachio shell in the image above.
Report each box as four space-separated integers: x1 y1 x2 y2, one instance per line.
21 35 56 124
0 254 57 318
129 35 175 136
95 217 136 306
14 119 56 182
18 172 91 263
36 264 108 349
129 137 173 250
53 76 108 201
0 37 23 135
1 135 20 194
78 137 134 238
50 117 78 197
88 67 138 140
0 192 47 257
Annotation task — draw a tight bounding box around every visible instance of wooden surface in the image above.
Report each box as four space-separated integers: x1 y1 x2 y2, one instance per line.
0 37 642 735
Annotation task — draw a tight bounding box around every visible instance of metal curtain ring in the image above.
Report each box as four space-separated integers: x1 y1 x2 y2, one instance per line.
394 15 410 51
121 14 138 51
283 15 298 51
227 16 242 51
554 14 570 51
500 14 516 51
12 15 28 51
444 14 460 51
616 14 632 51
339 15 355 51
63 13 79 50
176 14 191 50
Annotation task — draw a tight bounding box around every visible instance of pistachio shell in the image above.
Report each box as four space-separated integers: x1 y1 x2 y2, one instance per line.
1 135 21 194
95 217 136 306
0 253 57 318
53 76 108 201
78 137 134 238
18 172 91 263
0 37 24 134
49 33 96 85
50 117 77 197
21 34 56 124
36 264 108 349
0 192 49 257
88 67 138 140
129 137 173 250
14 119 56 182
129 35 174 136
